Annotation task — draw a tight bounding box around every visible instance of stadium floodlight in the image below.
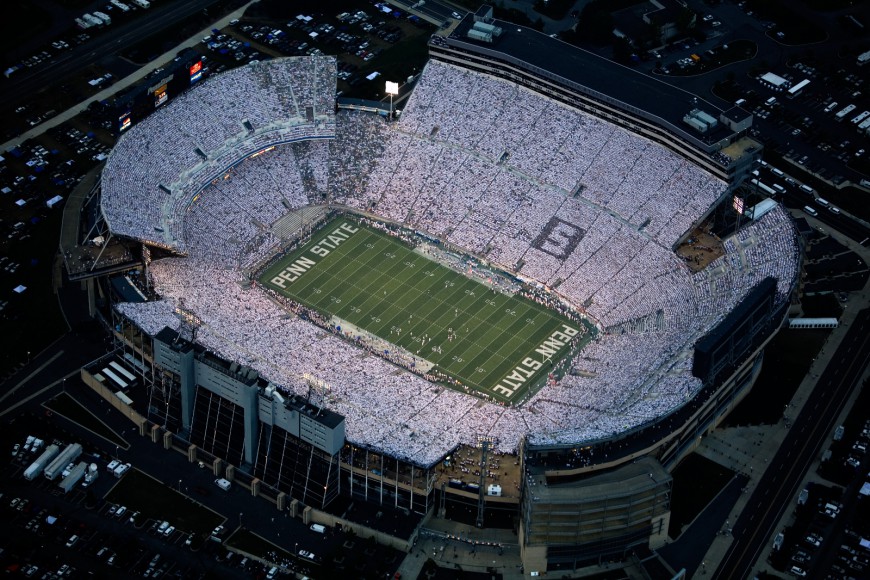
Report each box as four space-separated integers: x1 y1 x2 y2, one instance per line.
385 81 399 120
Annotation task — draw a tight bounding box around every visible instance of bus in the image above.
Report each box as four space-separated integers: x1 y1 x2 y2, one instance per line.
751 178 776 196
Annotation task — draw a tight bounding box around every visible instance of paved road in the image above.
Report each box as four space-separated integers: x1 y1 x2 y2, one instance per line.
0 0 229 110
714 308 870 579
754 165 870 245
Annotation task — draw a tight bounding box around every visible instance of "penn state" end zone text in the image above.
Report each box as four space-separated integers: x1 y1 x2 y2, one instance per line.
491 324 580 398
269 222 359 289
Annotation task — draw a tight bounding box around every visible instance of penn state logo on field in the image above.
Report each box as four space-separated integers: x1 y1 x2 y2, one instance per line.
532 217 585 260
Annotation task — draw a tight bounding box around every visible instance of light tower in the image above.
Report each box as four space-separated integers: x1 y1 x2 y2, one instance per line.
385 80 399 121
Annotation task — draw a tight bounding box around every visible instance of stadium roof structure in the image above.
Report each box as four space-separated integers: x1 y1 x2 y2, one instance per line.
443 12 737 149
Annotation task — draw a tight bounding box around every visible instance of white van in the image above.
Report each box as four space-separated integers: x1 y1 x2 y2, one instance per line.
772 183 786 193
771 167 784 177
773 532 784 550
799 184 814 194
310 523 326 534
817 198 830 207
804 206 818 216
824 101 838 113
215 478 232 491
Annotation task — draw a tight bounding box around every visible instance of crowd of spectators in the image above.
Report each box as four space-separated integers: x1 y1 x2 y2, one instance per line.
109 57 800 466
101 57 337 249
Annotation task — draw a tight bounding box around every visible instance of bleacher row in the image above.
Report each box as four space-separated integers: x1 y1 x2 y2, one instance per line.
109 57 800 465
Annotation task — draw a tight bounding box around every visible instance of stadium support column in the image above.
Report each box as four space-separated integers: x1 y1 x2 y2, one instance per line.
476 436 493 528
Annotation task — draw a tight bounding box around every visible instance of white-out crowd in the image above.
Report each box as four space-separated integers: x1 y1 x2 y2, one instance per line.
108 58 800 466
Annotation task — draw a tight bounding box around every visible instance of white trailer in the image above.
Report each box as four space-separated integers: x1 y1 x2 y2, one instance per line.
59 462 88 493
83 13 103 27
44 443 82 481
835 104 856 120
93 11 112 25
132 0 151 8
24 444 60 480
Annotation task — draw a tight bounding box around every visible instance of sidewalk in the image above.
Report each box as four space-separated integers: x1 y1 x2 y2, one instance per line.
691 212 870 579
1 1 257 153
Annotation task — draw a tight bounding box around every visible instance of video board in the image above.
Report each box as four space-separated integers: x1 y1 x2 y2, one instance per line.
154 84 169 108
118 111 132 132
190 60 203 83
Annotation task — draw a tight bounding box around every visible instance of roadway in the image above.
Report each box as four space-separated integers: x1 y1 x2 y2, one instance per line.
0 0 233 111
713 308 870 579
387 0 456 24
754 164 870 245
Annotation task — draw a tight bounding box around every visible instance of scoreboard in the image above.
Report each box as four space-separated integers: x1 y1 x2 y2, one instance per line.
190 60 203 83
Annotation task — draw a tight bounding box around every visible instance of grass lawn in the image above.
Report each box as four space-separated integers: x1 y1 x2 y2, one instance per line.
44 392 127 447
259 218 592 403
105 469 223 536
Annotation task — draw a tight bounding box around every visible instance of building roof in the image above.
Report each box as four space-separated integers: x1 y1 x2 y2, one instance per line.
446 13 733 144
287 395 345 429
534 457 670 501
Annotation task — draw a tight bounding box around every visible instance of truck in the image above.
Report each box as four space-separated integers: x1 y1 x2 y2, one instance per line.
93 11 111 25
850 110 870 125
75 17 93 29
44 443 82 481
858 117 870 134
24 444 60 480
113 462 131 478
58 462 87 493
132 0 150 8
83 13 103 28
835 104 856 120
111 0 131 11
82 463 99 487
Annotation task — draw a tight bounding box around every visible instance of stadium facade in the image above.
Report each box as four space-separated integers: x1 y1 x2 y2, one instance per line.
81 11 800 576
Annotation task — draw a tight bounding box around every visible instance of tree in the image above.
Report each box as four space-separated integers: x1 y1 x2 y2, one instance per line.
576 0 616 45
676 8 697 34
612 37 633 64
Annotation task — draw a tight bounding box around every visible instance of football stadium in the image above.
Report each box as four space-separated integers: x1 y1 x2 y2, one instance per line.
84 9 800 575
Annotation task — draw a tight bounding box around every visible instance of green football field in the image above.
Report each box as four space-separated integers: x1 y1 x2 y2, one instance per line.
259 218 591 404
